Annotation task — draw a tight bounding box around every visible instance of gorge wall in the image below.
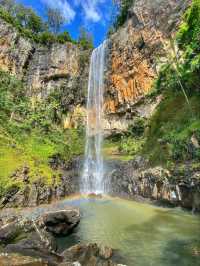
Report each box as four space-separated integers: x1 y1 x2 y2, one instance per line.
0 0 190 129
0 17 89 110
104 0 191 132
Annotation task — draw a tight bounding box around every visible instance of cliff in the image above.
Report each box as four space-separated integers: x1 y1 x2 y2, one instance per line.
104 0 190 132
0 18 90 109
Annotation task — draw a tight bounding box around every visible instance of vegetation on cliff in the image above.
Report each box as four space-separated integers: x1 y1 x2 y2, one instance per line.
112 0 135 30
0 70 84 197
108 0 200 170
143 0 200 167
0 0 93 49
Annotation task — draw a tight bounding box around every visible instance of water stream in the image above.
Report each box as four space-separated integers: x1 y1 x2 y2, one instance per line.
81 41 107 194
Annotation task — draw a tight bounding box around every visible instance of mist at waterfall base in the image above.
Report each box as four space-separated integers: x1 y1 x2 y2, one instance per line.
81 41 108 194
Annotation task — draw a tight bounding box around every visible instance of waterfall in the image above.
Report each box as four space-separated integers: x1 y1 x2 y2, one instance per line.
81 41 107 194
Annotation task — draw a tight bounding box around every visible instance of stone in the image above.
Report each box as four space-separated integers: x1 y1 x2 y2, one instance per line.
0 221 21 244
5 232 61 265
61 243 118 266
99 245 113 259
40 209 80 236
0 254 48 266
107 158 200 211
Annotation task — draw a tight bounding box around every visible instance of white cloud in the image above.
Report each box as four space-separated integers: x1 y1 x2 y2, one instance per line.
41 0 76 23
41 0 108 24
75 0 106 23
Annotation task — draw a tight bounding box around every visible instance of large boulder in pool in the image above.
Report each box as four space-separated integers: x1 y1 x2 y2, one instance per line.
39 209 80 236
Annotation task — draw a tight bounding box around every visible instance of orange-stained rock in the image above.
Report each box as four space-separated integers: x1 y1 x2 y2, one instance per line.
104 0 190 116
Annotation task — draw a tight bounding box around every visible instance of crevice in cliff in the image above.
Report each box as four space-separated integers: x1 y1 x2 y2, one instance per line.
22 46 36 77
43 73 71 82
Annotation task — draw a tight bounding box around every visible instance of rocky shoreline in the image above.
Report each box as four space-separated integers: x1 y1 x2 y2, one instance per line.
0 202 125 266
107 157 200 213
1 156 200 213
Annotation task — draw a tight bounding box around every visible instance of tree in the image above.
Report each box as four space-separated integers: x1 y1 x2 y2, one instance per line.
0 0 15 13
47 8 65 34
57 31 73 43
112 0 134 29
78 27 94 50
27 9 45 33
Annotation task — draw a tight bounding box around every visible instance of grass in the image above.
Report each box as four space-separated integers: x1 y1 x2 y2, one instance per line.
103 141 133 161
0 130 61 196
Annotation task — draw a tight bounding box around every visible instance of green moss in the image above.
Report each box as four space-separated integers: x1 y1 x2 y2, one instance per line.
142 91 200 166
103 141 133 161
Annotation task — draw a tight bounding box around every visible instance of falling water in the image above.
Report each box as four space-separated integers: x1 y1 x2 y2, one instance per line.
81 41 107 194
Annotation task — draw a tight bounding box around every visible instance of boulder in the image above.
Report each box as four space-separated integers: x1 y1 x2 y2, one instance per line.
0 221 21 244
40 209 80 236
61 243 120 266
5 232 61 265
0 254 48 266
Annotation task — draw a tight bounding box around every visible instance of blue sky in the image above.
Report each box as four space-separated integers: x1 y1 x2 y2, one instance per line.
16 0 115 46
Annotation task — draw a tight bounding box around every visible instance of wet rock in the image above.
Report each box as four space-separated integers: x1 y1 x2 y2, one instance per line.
61 243 119 266
99 245 113 259
0 221 21 244
108 159 200 211
5 232 61 266
0 253 48 266
40 210 80 236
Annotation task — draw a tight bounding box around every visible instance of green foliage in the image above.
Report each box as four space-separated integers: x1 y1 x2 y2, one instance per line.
37 31 56 45
177 0 200 52
142 92 200 166
78 27 94 50
127 118 146 138
0 71 85 197
112 0 134 30
0 1 77 46
57 31 75 44
0 71 28 121
119 136 144 156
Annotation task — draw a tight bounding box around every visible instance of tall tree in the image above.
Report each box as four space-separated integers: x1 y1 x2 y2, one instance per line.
47 8 65 34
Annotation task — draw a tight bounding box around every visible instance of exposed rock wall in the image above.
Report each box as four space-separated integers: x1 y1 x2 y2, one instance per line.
0 18 90 109
26 43 90 104
107 158 200 212
104 0 190 131
0 18 33 78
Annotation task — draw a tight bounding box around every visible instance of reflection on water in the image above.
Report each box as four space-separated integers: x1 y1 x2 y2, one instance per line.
56 196 200 266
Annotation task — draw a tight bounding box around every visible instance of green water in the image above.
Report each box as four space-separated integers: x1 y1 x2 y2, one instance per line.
57 196 200 266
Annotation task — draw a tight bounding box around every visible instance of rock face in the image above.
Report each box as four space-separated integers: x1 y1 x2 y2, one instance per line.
107 158 200 212
104 0 190 131
25 44 90 106
0 18 33 78
0 159 82 208
0 18 90 109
